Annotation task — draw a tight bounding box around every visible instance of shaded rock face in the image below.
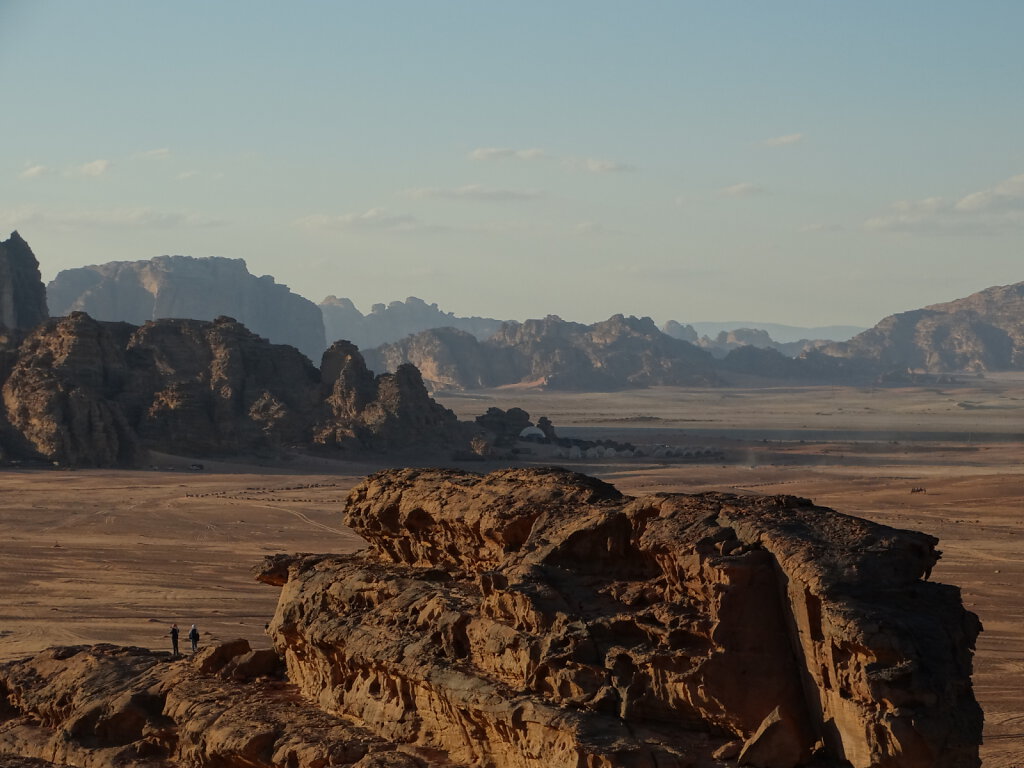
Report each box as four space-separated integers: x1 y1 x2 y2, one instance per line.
48 255 327 361
320 295 503 351
0 233 48 333
367 314 719 391
824 281 1024 372
0 642 425 768
0 314 461 466
266 468 981 768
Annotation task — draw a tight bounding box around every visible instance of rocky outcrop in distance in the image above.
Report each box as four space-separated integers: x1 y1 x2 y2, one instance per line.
365 314 723 390
320 295 504 351
48 255 327 361
0 468 982 767
824 281 1024 372
0 233 47 333
662 321 833 359
0 313 463 467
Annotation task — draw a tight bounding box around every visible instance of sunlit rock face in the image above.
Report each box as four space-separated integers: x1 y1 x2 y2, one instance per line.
266 467 982 768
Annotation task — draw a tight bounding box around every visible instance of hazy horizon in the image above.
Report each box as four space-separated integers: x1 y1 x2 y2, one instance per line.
4 1 1022 327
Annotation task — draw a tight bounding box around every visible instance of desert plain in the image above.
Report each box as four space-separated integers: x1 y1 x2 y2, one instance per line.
2 378 1022 766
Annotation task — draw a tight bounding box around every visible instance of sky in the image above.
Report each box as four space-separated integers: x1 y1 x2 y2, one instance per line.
3 1 1023 327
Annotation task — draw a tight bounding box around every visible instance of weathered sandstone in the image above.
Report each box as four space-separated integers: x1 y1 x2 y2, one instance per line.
263 468 981 768
0 314 463 466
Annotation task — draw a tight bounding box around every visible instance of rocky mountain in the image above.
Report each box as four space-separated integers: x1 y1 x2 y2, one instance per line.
668 320 865 344
0 313 463 467
823 281 1024 372
320 295 503 350
0 232 48 332
663 321 832 359
0 468 982 767
365 314 720 390
48 255 326 361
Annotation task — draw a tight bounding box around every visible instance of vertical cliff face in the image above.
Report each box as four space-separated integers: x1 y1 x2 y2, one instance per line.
0 232 48 333
48 255 327 361
266 468 982 768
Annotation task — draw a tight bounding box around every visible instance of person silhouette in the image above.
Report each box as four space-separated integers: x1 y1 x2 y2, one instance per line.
169 623 179 656
188 624 199 653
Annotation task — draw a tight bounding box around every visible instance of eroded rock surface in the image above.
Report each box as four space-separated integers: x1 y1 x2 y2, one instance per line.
268 468 981 768
0 642 427 768
0 314 463 466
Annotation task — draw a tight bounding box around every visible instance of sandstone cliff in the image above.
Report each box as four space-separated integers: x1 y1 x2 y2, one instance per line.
366 314 719 391
0 314 463 466
823 281 1024 372
264 467 981 768
48 255 326 361
0 232 48 333
320 295 503 351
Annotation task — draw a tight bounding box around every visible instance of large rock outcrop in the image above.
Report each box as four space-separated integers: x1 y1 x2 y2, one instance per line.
823 281 1024 372
0 232 48 333
48 255 326 361
0 314 463 466
365 314 719 391
0 469 982 767
265 468 982 768
320 296 503 351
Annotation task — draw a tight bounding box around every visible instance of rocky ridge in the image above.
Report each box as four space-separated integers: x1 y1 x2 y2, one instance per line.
48 255 326 361
365 314 722 390
0 468 982 767
0 313 463 467
321 296 503 351
823 281 1024 372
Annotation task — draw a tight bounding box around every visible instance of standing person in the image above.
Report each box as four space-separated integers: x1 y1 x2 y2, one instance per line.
188 624 200 653
169 623 180 656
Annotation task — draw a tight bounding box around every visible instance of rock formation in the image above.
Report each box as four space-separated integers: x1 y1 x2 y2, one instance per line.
823 281 1024 372
47 255 326 361
264 468 981 768
0 314 463 467
320 295 503 351
0 642 423 768
0 232 48 333
366 314 719 391
0 468 982 767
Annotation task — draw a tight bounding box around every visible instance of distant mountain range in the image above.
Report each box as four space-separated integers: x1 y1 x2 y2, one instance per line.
12 233 1024 389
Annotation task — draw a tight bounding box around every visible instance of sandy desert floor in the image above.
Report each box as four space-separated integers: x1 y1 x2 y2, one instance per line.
1 379 1022 765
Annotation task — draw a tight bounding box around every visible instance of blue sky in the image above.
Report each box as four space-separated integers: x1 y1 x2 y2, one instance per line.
3 1 1023 326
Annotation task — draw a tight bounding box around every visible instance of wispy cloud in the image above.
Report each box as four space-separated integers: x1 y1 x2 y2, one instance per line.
75 159 111 177
2 206 224 230
297 208 424 232
865 173 1024 233
403 184 540 201
137 147 171 158
469 146 632 173
564 157 634 174
762 133 805 147
19 164 47 180
720 182 767 198
177 170 200 180
469 147 546 161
